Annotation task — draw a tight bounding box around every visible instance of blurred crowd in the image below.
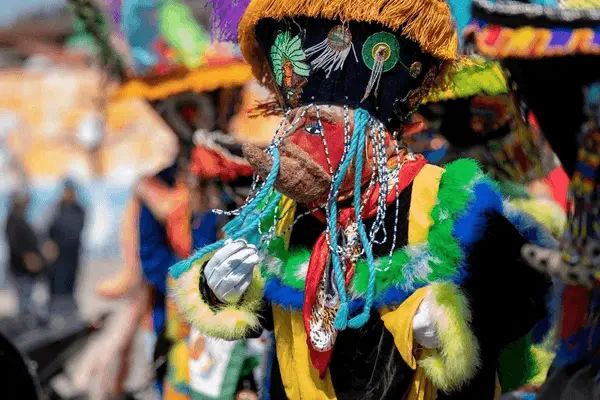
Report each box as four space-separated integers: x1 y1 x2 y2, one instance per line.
5 179 86 325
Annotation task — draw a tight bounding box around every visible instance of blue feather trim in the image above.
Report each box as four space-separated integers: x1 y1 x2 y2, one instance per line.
264 276 367 312
451 180 505 285
503 202 559 250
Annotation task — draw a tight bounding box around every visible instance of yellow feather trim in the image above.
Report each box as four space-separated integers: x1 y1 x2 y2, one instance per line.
238 0 458 86
113 62 252 101
509 198 566 238
419 282 481 393
531 345 554 386
422 56 508 104
172 251 265 340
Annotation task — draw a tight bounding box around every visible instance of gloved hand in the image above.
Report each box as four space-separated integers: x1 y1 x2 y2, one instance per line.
203 239 260 303
412 298 440 349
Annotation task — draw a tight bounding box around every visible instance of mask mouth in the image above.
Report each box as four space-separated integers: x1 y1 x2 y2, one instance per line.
242 141 332 204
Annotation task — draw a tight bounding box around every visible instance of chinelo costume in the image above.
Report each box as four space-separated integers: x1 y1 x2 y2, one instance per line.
169 0 556 399
469 0 600 398
69 1 269 399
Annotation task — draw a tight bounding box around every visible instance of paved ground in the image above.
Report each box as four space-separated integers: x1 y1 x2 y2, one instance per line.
0 259 156 399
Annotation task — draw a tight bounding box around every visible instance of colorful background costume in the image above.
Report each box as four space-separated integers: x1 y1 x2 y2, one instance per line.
469 0 600 398
170 1 558 399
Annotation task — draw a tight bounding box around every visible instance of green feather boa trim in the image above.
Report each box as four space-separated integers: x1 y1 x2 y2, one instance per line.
261 159 488 304
420 282 481 392
353 158 485 297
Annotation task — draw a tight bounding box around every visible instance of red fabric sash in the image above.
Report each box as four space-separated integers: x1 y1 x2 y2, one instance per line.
303 155 427 376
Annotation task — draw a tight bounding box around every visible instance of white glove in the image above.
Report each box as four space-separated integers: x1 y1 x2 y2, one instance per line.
412 298 440 349
204 239 260 303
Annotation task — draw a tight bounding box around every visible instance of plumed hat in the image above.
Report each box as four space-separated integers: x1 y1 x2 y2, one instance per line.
69 0 253 100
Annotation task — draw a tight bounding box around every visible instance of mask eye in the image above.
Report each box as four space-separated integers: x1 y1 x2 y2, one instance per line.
304 121 322 135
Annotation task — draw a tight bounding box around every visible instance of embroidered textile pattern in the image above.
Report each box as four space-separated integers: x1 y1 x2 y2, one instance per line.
473 22 600 58
521 82 600 288
271 31 310 107
563 82 600 282
467 95 550 184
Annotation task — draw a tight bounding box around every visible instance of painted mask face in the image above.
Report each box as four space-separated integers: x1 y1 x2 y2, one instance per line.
287 106 348 175
243 105 379 204
283 61 294 85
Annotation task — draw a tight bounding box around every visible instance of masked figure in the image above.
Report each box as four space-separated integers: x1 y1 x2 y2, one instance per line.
171 1 556 399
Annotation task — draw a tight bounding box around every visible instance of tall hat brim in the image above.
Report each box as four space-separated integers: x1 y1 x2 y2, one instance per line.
238 0 459 84
113 60 252 100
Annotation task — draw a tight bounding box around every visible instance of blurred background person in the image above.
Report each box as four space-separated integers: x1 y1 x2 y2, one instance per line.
5 190 48 326
46 178 86 314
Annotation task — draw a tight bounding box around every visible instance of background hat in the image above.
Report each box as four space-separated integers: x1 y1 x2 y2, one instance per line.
470 0 600 176
423 56 508 104
69 0 252 100
471 0 600 60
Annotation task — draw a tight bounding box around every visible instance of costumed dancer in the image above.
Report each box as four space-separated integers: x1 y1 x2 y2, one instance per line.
470 0 600 398
170 1 557 398
135 134 259 400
